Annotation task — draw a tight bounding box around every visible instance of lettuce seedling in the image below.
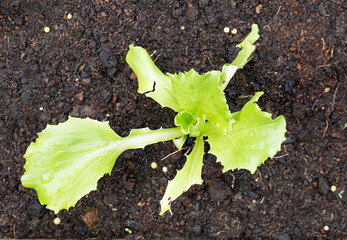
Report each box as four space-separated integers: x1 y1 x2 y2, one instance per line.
21 24 286 215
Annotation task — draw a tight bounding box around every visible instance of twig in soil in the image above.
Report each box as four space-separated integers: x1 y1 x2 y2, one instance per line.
113 167 125 172
273 153 289 159
161 147 189 161
256 169 262 181
328 82 339 116
276 6 282 16
153 55 160 63
312 99 319 110
215 231 224 236
13 224 16 238
21 47 31 58
259 196 265 204
321 38 326 53
145 213 162 223
263 25 271 31
317 64 332 68
238 95 253 99
323 119 329 138
227 172 235 188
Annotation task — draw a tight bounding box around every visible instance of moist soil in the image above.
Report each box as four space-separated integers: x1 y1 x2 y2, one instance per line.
0 0 346 239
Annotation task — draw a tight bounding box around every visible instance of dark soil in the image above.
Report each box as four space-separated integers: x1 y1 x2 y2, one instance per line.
0 0 346 239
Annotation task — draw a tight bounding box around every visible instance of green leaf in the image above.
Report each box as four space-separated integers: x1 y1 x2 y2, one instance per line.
174 111 206 137
172 135 188 150
21 117 120 213
205 92 286 174
220 24 260 90
126 47 233 129
167 69 233 128
126 45 181 112
160 136 205 215
21 117 184 214
232 24 260 68
174 111 197 134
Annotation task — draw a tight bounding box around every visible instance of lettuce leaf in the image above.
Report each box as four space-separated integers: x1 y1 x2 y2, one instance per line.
160 136 205 215
21 117 184 213
219 24 260 90
172 135 188 150
126 24 260 128
127 50 233 130
168 69 233 130
205 92 286 173
126 45 181 112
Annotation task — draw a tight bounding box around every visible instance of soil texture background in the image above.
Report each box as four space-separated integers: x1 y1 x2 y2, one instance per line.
0 0 346 239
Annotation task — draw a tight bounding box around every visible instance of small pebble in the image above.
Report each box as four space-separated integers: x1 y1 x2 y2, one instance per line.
53 217 61 225
323 225 329 231
223 27 230 33
67 13 72 20
44 26 50 33
151 162 158 169
231 28 238 34
330 185 337 192
162 166 168 173
312 181 318 188
324 87 330 93
39 107 44 111
180 26 185 30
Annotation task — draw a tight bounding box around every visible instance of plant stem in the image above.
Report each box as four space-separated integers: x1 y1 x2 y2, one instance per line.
118 127 185 151
219 64 238 91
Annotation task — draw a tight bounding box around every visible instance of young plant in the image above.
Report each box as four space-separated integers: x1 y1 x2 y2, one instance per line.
21 24 286 215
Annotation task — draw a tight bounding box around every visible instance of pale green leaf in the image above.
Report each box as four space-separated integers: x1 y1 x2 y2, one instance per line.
174 111 197 135
21 117 184 214
174 111 206 137
205 92 286 174
126 47 233 129
160 136 205 215
172 135 188 150
126 45 181 111
232 23 260 68
167 69 233 128
220 24 260 90
21 117 120 213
